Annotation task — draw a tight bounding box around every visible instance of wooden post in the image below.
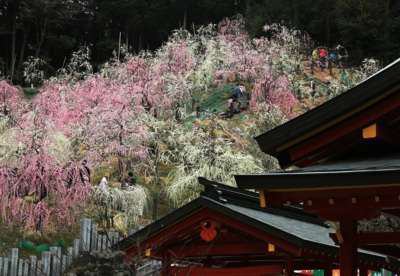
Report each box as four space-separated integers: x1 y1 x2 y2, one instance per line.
67 247 73 267
50 247 58 276
102 235 107 250
36 260 42 276
339 219 357 276
54 247 62 276
30 255 37 276
22 261 28 276
87 219 93 251
62 255 67 273
91 223 97 251
4 257 9 276
97 235 102 251
10 248 18 276
73 239 80 258
17 260 23 276
106 232 112 248
109 231 116 246
42 251 51 276
80 218 92 252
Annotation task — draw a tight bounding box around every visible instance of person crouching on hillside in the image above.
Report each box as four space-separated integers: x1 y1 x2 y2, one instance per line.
226 84 246 117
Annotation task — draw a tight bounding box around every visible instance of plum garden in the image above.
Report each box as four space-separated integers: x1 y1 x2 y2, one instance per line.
0 17 378 243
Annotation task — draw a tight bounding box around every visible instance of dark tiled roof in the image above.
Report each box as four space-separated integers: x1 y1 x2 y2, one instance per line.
220 201 334 247
296 155 400 172
114 178 390 263
235 156 400 190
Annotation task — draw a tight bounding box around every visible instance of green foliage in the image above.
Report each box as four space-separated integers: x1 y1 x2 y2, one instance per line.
22 87 39 98
2 0 397 84
245 0 400 64
199 84 234 113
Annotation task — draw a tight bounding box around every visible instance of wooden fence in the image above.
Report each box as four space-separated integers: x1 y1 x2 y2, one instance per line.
0 218 133 276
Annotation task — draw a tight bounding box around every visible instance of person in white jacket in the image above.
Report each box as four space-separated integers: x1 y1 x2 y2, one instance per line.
98 176 109 193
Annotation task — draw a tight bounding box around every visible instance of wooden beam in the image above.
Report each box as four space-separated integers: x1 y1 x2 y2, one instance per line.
294 132 359 167
358 232 400 245
167 242 270 258
376 123 400 146
286 92 400 167
276 85 400 153
264 186 400 209
169 265 284 276
363 245 400 259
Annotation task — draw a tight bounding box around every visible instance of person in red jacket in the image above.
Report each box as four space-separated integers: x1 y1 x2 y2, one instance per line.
319 48 328 70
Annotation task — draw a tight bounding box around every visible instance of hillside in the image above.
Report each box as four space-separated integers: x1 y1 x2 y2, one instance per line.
0 18 379 252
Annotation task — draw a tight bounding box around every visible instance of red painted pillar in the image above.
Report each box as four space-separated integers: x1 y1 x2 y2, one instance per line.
325 264 333 276
339 219 358 276
161 255 171 276
359 267 368 276
284 258 294 276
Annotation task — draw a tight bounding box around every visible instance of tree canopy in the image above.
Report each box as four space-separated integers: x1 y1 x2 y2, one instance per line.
1 0 399 84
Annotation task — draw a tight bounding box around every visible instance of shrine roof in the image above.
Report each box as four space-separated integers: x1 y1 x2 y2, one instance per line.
115 178 392 263
235 156 400 190
291 154 400 172
255 58 400 163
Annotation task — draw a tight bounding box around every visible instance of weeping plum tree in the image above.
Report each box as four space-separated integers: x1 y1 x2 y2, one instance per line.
165 118 266 206
0 153 90 231
0 80 26 122
0 107 91 231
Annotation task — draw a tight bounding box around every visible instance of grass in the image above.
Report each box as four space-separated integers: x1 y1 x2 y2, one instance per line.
199 84 234 113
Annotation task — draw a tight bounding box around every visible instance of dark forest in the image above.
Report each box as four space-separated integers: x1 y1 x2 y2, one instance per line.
1 0 400 84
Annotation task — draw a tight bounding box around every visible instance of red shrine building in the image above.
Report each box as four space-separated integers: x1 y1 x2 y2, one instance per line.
236 57 400 276
117 179 399 275
117 58 400 276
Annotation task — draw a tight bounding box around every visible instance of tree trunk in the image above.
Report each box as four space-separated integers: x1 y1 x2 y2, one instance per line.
291 0 299 27
138 34 142 52
10 0 20 83
35 19 48 58
183 8 187 30
17 31 27 76
125 24 129 49
325 0 332 45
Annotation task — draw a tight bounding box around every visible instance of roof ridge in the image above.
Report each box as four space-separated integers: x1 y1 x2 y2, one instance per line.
198 177 326 227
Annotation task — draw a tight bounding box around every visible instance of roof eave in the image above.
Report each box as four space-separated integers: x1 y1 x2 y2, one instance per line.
235 168 400 190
